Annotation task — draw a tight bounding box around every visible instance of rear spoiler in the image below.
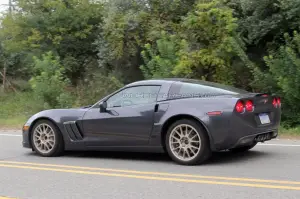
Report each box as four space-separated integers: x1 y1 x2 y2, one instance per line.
253 93 280 98
253 93 269 97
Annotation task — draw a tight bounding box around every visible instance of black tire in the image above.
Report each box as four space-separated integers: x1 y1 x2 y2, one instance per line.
229 142 257 153
165 119 212 165
30 119 64 157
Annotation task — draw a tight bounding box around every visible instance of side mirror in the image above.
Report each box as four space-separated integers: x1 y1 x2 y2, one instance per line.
99 101 107 112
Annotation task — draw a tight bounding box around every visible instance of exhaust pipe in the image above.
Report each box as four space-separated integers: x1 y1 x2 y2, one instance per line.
255 133 271 142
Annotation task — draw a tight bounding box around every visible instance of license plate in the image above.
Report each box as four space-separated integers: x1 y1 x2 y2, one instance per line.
259 113 270 124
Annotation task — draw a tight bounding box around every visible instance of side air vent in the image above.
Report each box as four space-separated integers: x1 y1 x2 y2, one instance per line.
63 121 83 141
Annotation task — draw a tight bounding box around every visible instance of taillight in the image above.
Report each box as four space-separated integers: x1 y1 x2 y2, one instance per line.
245 100 254 112
273 97 281 108
277 97 281 107
272 98 277 107
235 101 244 113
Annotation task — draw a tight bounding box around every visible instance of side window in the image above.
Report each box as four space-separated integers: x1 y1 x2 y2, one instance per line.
106 86 161 108
178 83 237 95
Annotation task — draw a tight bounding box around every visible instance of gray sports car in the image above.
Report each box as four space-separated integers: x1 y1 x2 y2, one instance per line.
22 78 281 165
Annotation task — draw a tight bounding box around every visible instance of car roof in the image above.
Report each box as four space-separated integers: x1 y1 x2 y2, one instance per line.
125 78 249 94
125 78 213 87
125 79 172 87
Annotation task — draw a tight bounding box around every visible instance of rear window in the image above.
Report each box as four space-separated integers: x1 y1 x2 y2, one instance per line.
169 81 249 99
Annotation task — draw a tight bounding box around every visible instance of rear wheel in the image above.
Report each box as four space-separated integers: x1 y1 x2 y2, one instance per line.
165 119 212 165
31 119 64 157
229 142 257 153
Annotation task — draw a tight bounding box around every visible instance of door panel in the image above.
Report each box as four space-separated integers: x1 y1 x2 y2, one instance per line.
82 103 156 146
81 85 161 147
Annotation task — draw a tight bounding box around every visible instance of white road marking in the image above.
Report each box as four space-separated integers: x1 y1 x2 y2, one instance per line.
0 134 21 137
258 143 300 147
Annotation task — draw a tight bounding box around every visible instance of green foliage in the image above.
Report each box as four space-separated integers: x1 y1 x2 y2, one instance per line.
172 0 242 85
263 31 300 126
279 126 300 136
0 0 105 85
95 0 197 83
95 0 147 84
29 51 73 109
140 0 253 86
74 73 124 106
140 31 180 78
227 0 300 45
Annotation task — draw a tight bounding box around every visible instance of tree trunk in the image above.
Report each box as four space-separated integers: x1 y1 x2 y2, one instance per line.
2 65 6 92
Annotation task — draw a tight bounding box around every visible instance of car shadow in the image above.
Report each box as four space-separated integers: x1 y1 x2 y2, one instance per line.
205 150 269 165
64 151 172 163
27 149 270 165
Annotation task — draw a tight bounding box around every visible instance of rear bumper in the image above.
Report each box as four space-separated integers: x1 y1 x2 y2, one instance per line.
209 110 280 151
230 129 278 149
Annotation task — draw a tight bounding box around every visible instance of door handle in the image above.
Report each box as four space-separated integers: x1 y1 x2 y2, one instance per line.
154 104 159 112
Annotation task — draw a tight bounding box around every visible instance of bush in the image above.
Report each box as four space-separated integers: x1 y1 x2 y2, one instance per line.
74 73 124 106
263 31 300 127
29 51 74 109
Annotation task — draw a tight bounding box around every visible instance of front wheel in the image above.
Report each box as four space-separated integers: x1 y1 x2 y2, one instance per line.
31 120 64 157
165 119 212 165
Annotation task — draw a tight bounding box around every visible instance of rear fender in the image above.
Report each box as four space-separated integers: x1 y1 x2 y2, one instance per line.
150 97 237 151
160 114 216 151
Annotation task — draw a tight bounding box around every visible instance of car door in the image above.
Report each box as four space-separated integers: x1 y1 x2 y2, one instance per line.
81 85 161 147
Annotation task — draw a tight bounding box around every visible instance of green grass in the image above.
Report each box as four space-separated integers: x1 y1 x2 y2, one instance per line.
0 92 44 128
279 126 300 137
0 116 29 128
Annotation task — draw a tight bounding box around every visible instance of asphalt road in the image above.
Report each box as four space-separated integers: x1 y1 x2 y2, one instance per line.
1 130 300 199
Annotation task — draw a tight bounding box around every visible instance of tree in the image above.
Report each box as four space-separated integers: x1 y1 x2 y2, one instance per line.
140 31 180 79
95 0 197 83
141 0 251 86
227 0 300 66
0 0 105 85
263 31 300 126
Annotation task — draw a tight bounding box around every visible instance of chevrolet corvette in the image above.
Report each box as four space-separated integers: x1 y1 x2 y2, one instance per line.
22 78 281 165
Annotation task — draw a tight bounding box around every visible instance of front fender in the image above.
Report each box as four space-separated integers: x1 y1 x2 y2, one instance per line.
25 109 86 130
23 108 88 148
